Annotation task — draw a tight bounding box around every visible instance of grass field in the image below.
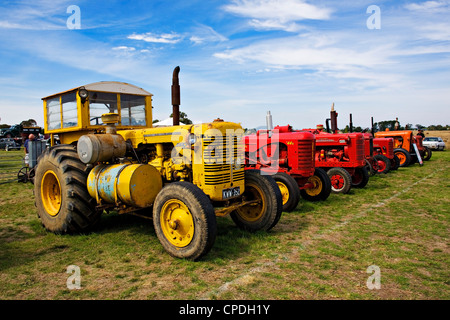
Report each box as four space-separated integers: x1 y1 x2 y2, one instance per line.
0 148 448 300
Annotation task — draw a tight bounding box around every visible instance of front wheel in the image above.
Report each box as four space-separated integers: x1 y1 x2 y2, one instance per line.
374 155 391 174
394 148 411 167
423 147 432 161
153 182 217 261
230 170 282 232
390 154 400 171
300 168 331 202
272 172 300 212
327 167 352 194
351 166 370 189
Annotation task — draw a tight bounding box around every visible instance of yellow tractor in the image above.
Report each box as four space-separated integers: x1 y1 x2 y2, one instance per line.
35 67 282 260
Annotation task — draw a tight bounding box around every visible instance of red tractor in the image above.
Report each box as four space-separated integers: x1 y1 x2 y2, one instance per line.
244 112 331 212
301 105 368 194
349 114 393 175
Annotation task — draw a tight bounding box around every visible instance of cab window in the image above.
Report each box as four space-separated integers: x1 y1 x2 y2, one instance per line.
62 92 78 128
120 94 146 126
47 97 61 130
89 92 118 125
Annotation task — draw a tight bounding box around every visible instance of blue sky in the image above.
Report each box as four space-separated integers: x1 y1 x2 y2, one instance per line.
0 0 449 130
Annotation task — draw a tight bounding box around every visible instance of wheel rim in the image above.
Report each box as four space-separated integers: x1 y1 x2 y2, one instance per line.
305 175 322 196
395 152 406 165
236 183 266 222
160 199 194 248
41 170 62 216
276 181 290 205
330 174 345 190
377 160 386 172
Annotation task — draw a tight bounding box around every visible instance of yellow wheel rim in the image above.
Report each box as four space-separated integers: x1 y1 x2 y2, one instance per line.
276 181 290 205
41 170 62 217
305 175 322 197
160 199 194 248
236 183 266 222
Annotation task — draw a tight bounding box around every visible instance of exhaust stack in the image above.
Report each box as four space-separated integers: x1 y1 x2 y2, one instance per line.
330 103 338 133
266 111 273 137
172 66 181 126
349 113 353 133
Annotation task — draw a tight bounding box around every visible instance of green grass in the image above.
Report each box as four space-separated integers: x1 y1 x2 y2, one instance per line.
0 149 449 300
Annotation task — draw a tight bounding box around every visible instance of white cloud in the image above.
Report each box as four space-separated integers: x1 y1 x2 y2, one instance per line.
405 0 450 12
189 25 227 44
112 46 136 51
223 0 331 32
127 32 182 44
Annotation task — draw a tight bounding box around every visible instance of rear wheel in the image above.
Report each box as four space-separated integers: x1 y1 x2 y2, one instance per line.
153 182 217 261
351 166 370 189
394 148 411 167
273 172 300 212
374 154 391 174
34 145 100 234
300 168 331 202
230 170 282 232
327 167 352 194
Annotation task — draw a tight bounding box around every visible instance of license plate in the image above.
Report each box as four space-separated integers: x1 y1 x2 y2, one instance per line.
222 187 241 200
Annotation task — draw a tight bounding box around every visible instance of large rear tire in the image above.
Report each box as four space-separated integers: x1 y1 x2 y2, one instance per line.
230 170 282 232
300 168 331 202
153 182 217 261
327 167 352 194
34 145 100 234
272 172 300 212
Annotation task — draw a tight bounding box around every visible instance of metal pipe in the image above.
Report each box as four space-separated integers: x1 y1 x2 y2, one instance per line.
172 66 181 126
266 111 273 137
349 113 353 133
330 103 338 133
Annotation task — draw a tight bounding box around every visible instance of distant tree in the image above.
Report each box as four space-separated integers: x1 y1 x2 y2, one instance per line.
152 119 160 123
20 119 37 127
170 111 193 125
374 120 402 132
416 124 426 130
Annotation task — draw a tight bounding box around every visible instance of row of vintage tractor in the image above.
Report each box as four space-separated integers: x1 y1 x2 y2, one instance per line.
30 67 431 260
245 105 432 213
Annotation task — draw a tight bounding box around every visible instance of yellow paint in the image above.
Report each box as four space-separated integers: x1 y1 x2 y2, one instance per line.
160 199 194 247
40 170 62 216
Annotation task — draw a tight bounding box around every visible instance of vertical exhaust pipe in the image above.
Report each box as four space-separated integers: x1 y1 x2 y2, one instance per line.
266 111 273 138
330 103 338 133
172 66 180 126
349 113 353 133
371 117 375 135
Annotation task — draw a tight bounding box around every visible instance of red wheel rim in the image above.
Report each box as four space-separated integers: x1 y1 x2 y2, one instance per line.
377 160 386 173
330 174 344 190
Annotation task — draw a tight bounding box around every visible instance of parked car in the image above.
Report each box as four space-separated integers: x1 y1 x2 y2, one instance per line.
423 137 446 151
0 138 21 151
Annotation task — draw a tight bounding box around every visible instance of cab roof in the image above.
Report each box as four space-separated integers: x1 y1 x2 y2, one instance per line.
41 81 153 100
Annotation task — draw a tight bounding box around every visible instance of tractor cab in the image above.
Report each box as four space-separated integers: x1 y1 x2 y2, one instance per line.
42 81 153 146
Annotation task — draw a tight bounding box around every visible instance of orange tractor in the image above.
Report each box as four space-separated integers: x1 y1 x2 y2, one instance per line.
374 126 431 167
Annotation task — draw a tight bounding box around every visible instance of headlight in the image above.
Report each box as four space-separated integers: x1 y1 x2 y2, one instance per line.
188 133 197 146
78 87 89 103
